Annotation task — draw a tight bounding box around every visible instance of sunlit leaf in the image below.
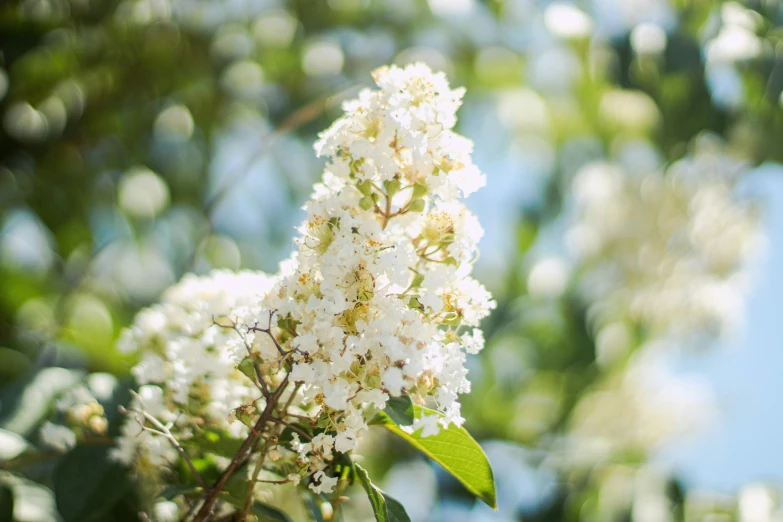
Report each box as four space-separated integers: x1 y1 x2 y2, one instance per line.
372 405 496 509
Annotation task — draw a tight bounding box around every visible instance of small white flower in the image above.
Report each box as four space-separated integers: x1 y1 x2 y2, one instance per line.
334 429 357 453
382 367 405 397
310 470 339 494
311 433 335 454
412 414 441 438
461 329 485 355
112 64 493 495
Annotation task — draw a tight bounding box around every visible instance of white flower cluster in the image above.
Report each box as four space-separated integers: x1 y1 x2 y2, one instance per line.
568 135 761 340
114 64 493 497
236 63 494 488
112 270 277 469
568 348 716 459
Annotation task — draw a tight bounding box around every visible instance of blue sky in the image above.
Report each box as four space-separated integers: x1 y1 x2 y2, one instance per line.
663 165 783 491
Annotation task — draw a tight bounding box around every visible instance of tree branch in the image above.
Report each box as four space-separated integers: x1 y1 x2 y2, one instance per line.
187 381 290 522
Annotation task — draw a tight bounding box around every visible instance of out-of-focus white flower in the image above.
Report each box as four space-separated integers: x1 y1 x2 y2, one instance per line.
544 3 593 39
528 258 570 298
568 349 716 458
569 135 761 340
39 422 76 452
118 167 170 218
38 383 110 449
630 23 667 55
705 2 764 66
738 484 777 522
153 501 180 522
112 270 277 471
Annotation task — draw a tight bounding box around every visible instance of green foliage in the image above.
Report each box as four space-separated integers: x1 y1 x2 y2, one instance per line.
250 502 295 522
54 446 130 522
380 396 414 427
354 463 411 522
372 405 497 509
0 481 12 522
182 427 245 459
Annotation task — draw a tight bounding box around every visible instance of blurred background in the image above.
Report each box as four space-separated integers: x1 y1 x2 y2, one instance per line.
1 0 783 520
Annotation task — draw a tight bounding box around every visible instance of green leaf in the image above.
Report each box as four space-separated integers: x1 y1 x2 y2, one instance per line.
372 405 496 509
183 427 244 459
54 446 130 522
0 480 13 522
251 501 294 522
304 492 325 522
354 463 410 522
381 396 413 427
0 430 30 461
219 466 293 522
219 486 293 522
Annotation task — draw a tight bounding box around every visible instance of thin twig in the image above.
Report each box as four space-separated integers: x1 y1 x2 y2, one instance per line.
247 311 287 357
240 437 270 521
255 478 291 485
212 316 272 399
125 395 207 490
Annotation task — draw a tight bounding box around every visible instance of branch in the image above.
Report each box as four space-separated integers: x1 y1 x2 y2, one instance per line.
247 311 288 357
213 316 271 399
239 383 303 522
188 381 290 522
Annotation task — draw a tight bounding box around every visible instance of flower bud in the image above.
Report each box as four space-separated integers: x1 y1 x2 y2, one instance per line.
408 198 425 213
357 179 373 196
359 196 374 211
365 374 381 389
383 178 400 197
237 357 257 381
412 183 427 198
234 404 258 428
